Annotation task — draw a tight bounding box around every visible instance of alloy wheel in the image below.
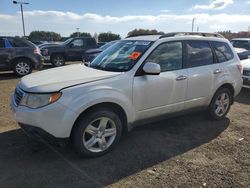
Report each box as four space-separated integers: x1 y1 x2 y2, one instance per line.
214 92 230 117
83 117 117 153
15 62 30 75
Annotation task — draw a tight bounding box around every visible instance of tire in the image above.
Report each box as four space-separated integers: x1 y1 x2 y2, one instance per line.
51 54 65 67
13 58 32 76
71 109 123 157
208 88 233 120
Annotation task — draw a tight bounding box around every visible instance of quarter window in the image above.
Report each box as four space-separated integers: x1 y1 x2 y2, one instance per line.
145 42 183 72
212 42 234 63
186 41 213 68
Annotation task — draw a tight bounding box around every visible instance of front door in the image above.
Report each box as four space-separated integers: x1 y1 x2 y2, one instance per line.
133 41 188 120
67 39 85 61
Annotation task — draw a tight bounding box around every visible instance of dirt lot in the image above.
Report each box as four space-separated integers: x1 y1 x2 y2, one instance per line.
0 63 249 188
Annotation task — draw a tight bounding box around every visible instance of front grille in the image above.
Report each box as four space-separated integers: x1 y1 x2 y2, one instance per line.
243 70 250 76
14 87 25 106
243 77 250 86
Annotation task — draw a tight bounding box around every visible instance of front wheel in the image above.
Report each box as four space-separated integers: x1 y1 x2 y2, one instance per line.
71 109 123 157
51 54 65 67
208 88 233 120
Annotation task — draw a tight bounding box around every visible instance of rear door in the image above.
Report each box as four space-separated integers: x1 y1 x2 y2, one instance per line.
0 38 15 71
184 40 222 109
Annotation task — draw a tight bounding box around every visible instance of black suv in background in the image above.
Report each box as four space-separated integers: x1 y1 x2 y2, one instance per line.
40 37 97 67
0 36 43 76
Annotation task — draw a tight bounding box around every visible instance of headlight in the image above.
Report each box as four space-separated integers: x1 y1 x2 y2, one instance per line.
20 92 62 109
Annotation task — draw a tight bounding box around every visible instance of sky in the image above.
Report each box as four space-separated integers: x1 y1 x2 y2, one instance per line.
1 0 250 37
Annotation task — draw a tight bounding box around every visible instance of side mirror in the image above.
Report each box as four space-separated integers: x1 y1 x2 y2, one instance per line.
143 62 161 75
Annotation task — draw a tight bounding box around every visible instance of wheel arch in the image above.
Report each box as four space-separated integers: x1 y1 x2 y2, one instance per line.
212 83 235 105
70 102 129 138
10 56 34 68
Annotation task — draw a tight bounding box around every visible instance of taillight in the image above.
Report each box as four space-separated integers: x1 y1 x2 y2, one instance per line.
237 63 243 74
34 48 41 55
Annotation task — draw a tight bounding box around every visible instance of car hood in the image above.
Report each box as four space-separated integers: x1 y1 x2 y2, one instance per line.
19 64 121 93
85 48 103 54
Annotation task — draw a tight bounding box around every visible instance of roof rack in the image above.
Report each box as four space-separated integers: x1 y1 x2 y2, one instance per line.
159 32 224 39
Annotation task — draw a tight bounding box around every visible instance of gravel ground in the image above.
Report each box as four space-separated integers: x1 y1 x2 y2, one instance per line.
0 64 249 188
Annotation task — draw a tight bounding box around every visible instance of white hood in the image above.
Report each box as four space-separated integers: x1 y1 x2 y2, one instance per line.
19 64 121 92
241 59 250 70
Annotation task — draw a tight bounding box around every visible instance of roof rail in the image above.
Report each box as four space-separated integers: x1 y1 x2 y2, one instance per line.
159 32 225 39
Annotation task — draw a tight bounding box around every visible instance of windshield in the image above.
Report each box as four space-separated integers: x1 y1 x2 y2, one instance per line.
89 40 152 72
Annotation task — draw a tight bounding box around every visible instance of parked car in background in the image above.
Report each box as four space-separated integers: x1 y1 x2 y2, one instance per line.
234 47 250 60
11 32 242 157
0 36 43 76
82 40 118 63
231 38 250 50
241 58 250 88
40 37 97 67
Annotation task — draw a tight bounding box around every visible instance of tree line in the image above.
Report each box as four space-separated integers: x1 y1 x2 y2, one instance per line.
28 29 250 42
28 31 122 42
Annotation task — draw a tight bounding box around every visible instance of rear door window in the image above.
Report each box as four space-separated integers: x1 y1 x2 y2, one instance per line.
186 41 213 68
86 38 96 48
211 41 234 63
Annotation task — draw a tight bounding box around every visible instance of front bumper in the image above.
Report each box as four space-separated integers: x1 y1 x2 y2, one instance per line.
43 55 50 62
242 75 250 89
11 94 78 138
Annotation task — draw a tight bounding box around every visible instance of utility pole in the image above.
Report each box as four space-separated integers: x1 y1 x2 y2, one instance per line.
192 18 196 32
76 28 80 37
13 1 29 37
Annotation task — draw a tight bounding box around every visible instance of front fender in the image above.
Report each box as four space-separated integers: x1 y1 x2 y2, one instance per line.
59 87 135 125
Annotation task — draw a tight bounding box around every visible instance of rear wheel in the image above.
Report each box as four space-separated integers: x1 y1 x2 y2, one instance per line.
71 109 122 157
13 59 32 76
208 88 233 120
51 54 65 67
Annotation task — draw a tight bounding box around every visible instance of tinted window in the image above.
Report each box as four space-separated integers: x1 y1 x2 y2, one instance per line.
231 40 250 50
186 41 213 68
9 38 29 47
0 38 4 48
86 38 96 47
212 42 234 63
145 42 182 72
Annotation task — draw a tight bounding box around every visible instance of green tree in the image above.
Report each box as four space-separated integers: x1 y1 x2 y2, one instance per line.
29 31 61 41
98 32 121 42
127 29 165 37
70 32 92 38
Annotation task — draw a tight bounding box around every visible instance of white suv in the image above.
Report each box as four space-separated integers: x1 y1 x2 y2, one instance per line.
11 33 242 157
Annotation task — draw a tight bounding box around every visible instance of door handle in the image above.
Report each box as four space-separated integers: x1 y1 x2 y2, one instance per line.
214 69 222 74
176 75 187 81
